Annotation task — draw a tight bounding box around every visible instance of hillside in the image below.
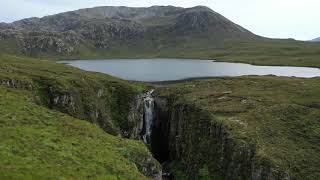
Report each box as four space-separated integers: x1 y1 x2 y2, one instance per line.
0 86 160 179
0 54 146 136
0 54 162 179
311 37 320 42
1 6 320 67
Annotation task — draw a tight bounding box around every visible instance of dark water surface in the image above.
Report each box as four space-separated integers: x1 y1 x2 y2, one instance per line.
59 59 320 82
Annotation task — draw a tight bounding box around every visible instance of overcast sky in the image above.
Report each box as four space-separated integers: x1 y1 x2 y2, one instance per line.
1 0 319 40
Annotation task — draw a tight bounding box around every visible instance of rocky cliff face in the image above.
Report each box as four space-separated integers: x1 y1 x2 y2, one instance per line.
113 89 292 179
151 96 291 179
126 93 145 138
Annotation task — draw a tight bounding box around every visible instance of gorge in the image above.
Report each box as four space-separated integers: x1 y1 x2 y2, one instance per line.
140 87 293 179
139 89 291 180
0 4 319 180
1 47 320 180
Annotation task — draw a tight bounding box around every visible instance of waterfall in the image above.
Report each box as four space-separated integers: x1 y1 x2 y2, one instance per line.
143 90 155 144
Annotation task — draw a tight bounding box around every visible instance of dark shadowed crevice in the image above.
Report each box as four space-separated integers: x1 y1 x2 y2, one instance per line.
150 98 170 164
151 120 170 163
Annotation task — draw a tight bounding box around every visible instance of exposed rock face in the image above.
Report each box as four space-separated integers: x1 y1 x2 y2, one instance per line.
0 78 34 90
152 96 291 179
74 6 183 20
22 31 80 55
126 94 144 138
0 6 255 57
132 154 162 180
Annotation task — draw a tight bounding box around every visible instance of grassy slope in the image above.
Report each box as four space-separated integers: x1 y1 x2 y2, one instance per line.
0 86 159 179
209 38 320 67
0 54 163 178
156 76 320 179
0 54 145 135
149 37 320 68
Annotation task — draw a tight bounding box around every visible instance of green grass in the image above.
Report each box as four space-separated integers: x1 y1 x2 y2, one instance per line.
0 54 146 136
0 86 160 179
156 76 320 179
209 38 320 67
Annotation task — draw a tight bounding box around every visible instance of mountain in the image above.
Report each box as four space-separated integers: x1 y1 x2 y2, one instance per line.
1 6 320 68
311 37 320 42
0 6 255 58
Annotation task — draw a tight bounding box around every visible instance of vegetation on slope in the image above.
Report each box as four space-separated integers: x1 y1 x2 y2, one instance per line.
156 76 320 179
0 54 145 136
0 86 160 179
209 38 320 67
0 54 164 178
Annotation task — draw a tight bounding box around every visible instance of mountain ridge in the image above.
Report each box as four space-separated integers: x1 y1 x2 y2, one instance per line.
8 5 215 23
1 6 320 68
0 5 255 58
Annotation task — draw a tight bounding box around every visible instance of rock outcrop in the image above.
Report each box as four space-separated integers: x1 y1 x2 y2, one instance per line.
126 93 144 138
